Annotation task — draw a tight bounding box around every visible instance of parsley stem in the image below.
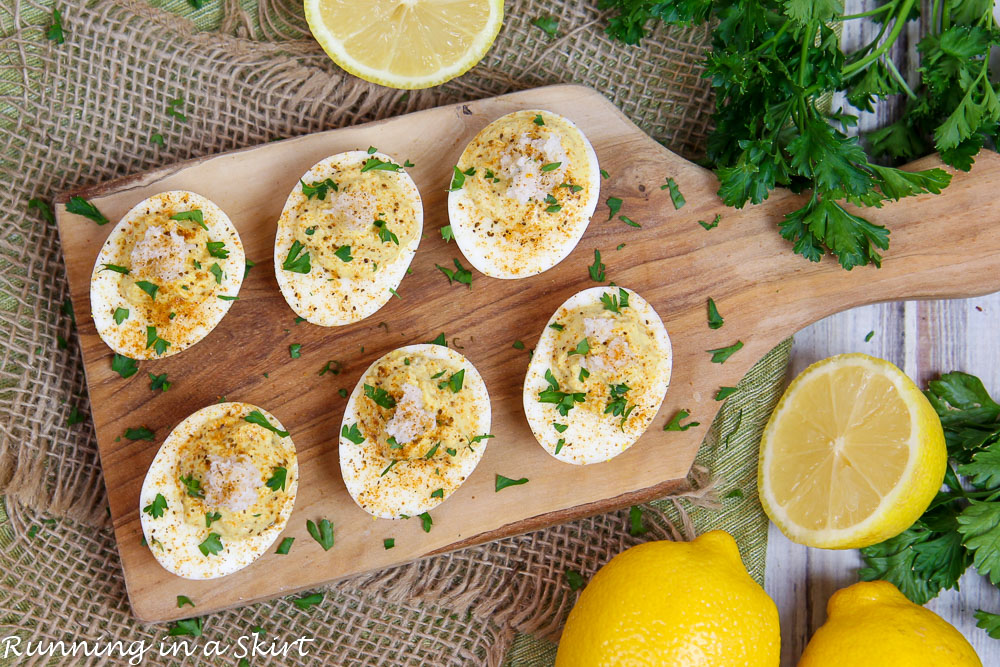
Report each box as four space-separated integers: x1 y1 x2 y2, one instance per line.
842 0 917 77
882 55 916 100
836 4 894 21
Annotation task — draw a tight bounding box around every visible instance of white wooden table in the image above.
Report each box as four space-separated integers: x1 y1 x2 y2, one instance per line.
763 4 1000 663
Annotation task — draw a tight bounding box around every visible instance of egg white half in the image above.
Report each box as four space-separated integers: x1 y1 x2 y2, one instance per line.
523 286 672 465
340 344 491 519
139 402 298 580
90 190 244 359
274 151 422 326
447 109 600 279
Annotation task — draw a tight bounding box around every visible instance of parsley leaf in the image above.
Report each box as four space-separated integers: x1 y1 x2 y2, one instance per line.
148 372 170 392
266 467 288 492
384 538 395 549
334 245 353 262
664 410 699 432
447 369 465 393
113 307 129 325
565 569 585 591
419 512 433 532
698 214 722 230
436 258 473 287
180 474 204 498
588 249 605 282
244 410 290 437
532 15 558 38
715 386 738 401
206 241 229 259
170 209 206 230
142 493 167 519
282 239 311 273
361 157 402 173
111 353 139 379
364 384 397 409
46 8 65 44
441 225 454 242
538 369 586 417
209 262 223 284
661 177 685 209
373 219 399 245
66 196 108 225
495 475 528 492
145 326 171 355
606 196 622 220
135 280 159 300
300 177 338 200
628 505 647 536
125 426 155 441
198 533 223 556
306 518 334 551
707 341 743 363
168 618 203 637
176 595 194 608
600 288 629 313
293 592 324 610
289 343 302 359
28 197 55 223
342 423 365 444
276 537 294 554
707 298 724 329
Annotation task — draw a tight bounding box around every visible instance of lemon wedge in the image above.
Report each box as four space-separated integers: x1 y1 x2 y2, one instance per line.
758 353 946 549
304 0 504 89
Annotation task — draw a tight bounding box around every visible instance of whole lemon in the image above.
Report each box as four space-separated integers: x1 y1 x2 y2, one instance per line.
555 530 779 666
798 581 981 666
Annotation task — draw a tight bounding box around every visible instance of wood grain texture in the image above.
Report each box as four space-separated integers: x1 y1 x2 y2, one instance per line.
54 84 1000 623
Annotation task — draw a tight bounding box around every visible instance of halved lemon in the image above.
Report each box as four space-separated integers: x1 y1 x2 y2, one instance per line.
304 0 504 90
758 353 946 549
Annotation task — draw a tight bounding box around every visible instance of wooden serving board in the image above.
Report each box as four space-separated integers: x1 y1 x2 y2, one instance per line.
55 84 1000 622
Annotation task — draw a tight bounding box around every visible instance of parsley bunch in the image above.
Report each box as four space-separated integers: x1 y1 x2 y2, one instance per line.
859 372 1000 636
600 0 999 270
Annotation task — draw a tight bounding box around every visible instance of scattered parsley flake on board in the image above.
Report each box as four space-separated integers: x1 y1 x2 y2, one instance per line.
66 195 110 225
112 353 138 378
289 343 302 359
606 197 622 220
513 340 525 350
276 537 294 554
125 426 154 441
176 595 194 608
699 214 722 230
244 410 289 437
384 538 395 549
419 512 433 533
619 215 640 228
707 341 743 363
243 258 255 278
436 258 473 287
588 250 606 282
306 518 334 551
495 475 529 492
441 225 454 242
715 386 738 401
707 298 724 329
664 410 699 432
661 178 685 209
338 388 348 398
148 372 170 392
600 169 609 179
429 332 447 347
318 359 342 376
532 15 558 37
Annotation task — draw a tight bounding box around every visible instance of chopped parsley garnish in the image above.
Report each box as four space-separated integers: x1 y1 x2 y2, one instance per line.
469 433 494 445
707 341 743 363
289 343 302 359
170 209 206 230
306 518 334 551
142 493 167 518
148 372 170 392
419 512 433 533
266 467 288 492
388 287 401 299
553 422 568 433
282 239 311 273
111 353 138 378
538 369 586 417
209 262 223 284
244 258 255 278
448 165 473 191
46 8 64 43
319 359 342 376
600 169 610 179
605 383 635 428
404 159 414 167
513 340 525 350
167 618 203 637
176 595 194 608
276 537 294 554
380 460 398 477
367 146 377 154
338 388 348 398
606 197 623 220
715 386 738 401
662 177 686 209
205 511 222 527
113 307 129 325
601 288 630 313
532 15 558 37
145 326 171 355
135 280 159 300
361 157 402 173
436 258 473 287
374 219 399 245
549 323 565 332
198 533 223 556
495 475 529 492
66 196 109 225
217 295 238 301
441 225 454 242
446 447 457 456
301 177 338 199
430 488 444 499
484 169 500 183
180 474 205 498
383 538 395 550
865 330 875 342
568 338 590 356
565 569 585 591
387 436 403 450
707 298 724 329
544 194 562 213
293 592 324 611
100 263 129 274
423 442 441 459
447 369 465 393
334 245 353 262
588 249 606 282
364 384 397 409
664 409 700 431
429 332 447 347
629 506 647 536
540 161 562 172
533 114 545 125
295 316 306 324
619 215 640 228
555 438 566 454
244 410 290 437
699 214 722 230
342 423 365 444
206 241 229 259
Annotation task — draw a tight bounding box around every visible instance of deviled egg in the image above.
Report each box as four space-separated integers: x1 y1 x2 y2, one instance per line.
340 344 491 519
274 150 422 326
90 190 245 359
139 402 298 579
523 286 671 465
447 109 600 279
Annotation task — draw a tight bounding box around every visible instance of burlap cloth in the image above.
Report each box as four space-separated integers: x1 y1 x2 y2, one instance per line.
0 1 792 664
